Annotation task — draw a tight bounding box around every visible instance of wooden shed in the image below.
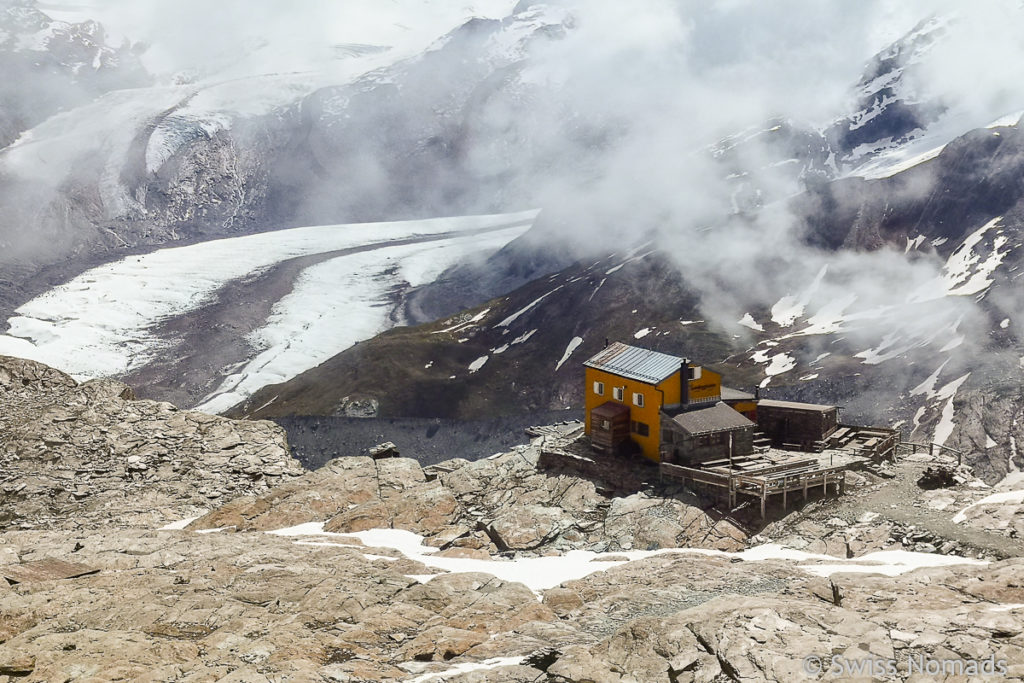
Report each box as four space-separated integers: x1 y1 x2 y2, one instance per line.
660 402 756 465
756 399 839 450
589 401 631 455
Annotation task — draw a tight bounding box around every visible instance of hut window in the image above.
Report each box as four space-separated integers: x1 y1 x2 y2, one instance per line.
593 381 605 396
631 421 650 437
613 387 624 401
687 366 703 380
632 392 644 407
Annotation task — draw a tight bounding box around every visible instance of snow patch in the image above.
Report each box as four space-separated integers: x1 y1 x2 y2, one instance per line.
933 372 971 446
910 359 950 399
738 313 764 332
633 327 651 339
910 217 1008 302
511 329 537 345
496 287 562 328
555 336 583 371
770 265 828 327
905 235 926 253
407 657 526 682
158 515 204 531
271 525 987 590
468 356 489 373
952 490 1024 524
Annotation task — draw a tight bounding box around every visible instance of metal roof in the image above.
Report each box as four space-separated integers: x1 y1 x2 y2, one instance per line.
671 403 754 435
757 399 836 413
583 342 684 384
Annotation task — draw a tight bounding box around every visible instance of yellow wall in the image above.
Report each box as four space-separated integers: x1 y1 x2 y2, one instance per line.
688 367 721 404
728 400 758 418
584 364 722 462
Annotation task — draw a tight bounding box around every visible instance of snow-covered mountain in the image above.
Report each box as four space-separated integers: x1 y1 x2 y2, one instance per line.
4 1 1024 492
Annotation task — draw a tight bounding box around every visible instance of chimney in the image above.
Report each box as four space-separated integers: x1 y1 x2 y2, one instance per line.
604 338 609 348
680 359 690 405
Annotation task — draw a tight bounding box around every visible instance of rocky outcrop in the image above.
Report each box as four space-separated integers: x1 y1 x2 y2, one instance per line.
1 355 1021 680
0 525 1020 681
0 355 304 530
189 442 746 555
547 559 1024 682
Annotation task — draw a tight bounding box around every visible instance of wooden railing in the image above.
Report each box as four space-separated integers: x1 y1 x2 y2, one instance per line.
897 441 963 466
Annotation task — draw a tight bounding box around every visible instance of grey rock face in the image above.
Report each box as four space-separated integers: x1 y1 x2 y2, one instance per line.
0 355 304 531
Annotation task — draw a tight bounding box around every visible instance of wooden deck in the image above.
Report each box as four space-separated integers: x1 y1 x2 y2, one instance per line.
660 457 847 519
827 424 899 461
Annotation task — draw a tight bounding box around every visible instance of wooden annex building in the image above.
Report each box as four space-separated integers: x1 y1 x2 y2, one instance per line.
581 342 898 517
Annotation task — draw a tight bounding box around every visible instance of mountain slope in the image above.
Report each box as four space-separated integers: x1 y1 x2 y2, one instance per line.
232 114 1024 485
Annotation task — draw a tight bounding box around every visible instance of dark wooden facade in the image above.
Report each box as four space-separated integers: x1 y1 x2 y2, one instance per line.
590 401 631 455
659 403 756 465
756 399 838 449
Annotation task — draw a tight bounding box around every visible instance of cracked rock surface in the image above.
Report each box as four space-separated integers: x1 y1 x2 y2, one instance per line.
1 356 1022 681
0 356 304 531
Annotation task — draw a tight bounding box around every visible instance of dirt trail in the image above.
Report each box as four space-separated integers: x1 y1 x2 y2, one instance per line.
828 461 1021 558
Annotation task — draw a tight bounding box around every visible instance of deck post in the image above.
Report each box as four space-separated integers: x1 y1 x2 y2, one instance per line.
803 477 808 500
760 482 767 519
782 479 787 509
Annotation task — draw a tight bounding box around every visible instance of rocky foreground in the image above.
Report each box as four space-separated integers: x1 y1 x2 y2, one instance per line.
0 356 1022 681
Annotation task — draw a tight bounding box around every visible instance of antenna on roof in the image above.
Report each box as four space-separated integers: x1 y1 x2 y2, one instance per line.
604 338 609 348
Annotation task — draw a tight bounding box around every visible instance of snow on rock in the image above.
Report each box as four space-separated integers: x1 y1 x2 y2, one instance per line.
266 524 987 592
932 372 971 446
910 359 950 399
770 265 828 327
511 329 537 345
986 110 1024 128
905 235 926 253
750 347 797 388
468 356 489 374
910 217 1009 302
952 490 1024 524
633 327 651 339
789 293 858 338
158 515 204 531
555 336 584 371
407 657 527 683
0 211 536 411
737 313 764 331
769 296 803 327
496 287 562 328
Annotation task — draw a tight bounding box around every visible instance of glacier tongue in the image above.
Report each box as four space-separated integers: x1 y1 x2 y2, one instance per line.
0 211 537 413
